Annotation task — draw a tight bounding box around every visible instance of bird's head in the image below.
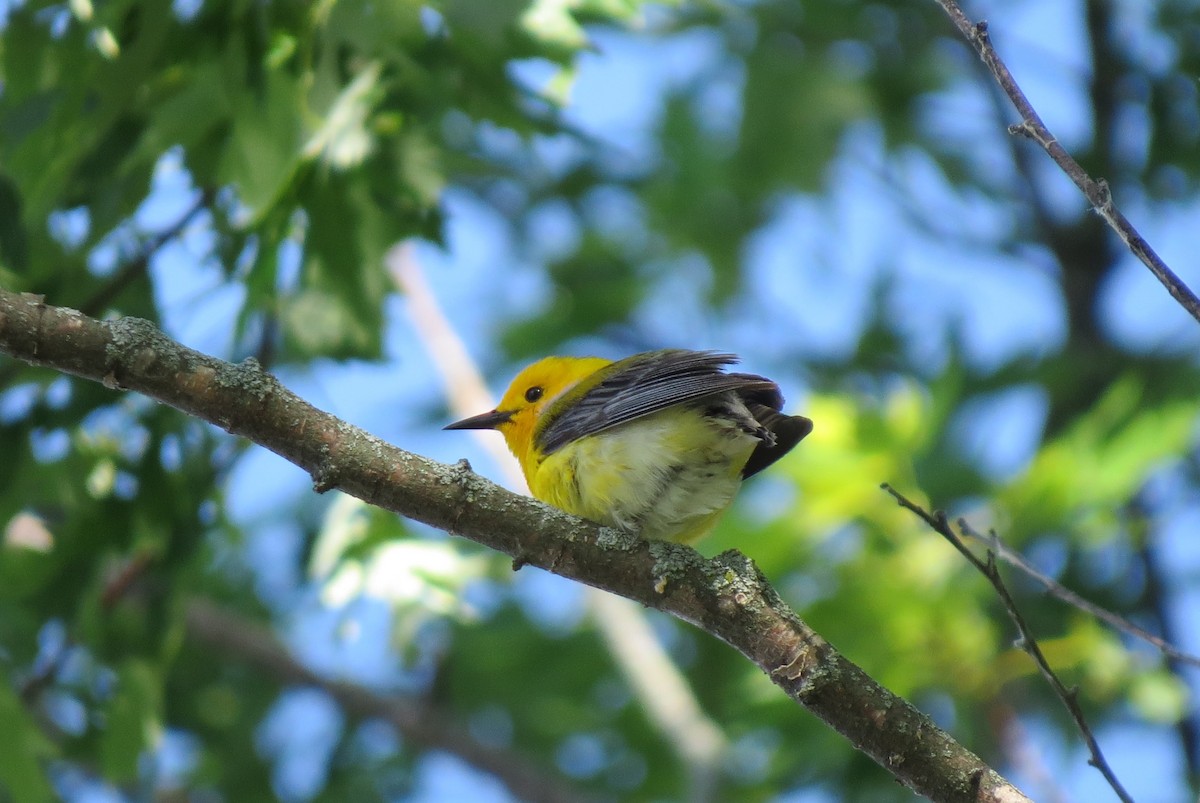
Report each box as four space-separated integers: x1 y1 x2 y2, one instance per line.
445 355 612 472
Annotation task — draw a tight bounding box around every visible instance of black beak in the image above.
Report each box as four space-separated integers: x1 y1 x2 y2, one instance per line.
444 409 514 431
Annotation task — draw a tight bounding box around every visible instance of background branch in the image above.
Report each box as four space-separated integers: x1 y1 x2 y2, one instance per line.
80 188 214 317
933 0 1200 325
184 598 595 803
957 522 1200 669
0 288 1029 803
883 484 1133 803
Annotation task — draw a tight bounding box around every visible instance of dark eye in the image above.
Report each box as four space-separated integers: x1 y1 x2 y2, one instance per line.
524 386 544 403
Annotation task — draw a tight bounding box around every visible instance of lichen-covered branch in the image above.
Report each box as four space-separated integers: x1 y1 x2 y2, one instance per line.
0 288 1028 802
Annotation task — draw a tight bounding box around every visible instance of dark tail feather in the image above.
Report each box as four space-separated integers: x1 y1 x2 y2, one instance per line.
742 405 813 479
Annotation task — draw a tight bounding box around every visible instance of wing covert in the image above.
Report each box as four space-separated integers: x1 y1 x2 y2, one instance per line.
536 350 783 454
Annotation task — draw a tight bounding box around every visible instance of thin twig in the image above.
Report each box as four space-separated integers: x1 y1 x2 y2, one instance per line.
882 483 1135 803
955 522 1200 670
18 638 73 704
100 552 156 611
81 187 215 316
980 77 1063 254
932 0 1200 326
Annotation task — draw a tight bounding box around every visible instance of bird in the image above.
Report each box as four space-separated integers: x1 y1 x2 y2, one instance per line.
445 349 812 543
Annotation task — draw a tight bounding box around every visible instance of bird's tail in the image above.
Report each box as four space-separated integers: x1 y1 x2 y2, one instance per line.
741 406 813 479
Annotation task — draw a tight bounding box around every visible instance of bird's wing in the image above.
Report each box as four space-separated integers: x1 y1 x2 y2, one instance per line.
536 350 783 454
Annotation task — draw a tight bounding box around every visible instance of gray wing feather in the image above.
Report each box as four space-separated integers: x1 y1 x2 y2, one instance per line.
537 350 783 454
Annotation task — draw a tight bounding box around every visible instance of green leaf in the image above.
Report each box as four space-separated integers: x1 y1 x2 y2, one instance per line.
1129 669 1190 724
521 0 590 51
218 67 307 222
137 58 231 165
0 532 58 602
1002 375 1198 539
303 62 384 170
442 0 528 52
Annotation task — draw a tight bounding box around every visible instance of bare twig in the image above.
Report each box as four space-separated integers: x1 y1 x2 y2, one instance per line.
100 552 156 611
19 638 73 704
882 483 1134 803
185 598 597 803
932 0 1200 326
979 78 1062 252
81 188 215 317
956 523 1200 670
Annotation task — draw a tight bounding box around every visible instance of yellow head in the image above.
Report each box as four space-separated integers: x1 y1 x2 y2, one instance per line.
445 355 612 481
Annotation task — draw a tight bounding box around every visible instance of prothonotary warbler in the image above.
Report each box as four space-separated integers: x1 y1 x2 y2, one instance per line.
446 349 812 543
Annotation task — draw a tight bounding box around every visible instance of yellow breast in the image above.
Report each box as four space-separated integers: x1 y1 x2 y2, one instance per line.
526 405 758 543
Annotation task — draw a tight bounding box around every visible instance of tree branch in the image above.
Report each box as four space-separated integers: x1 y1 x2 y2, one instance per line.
961 520 1200 670
932 0 1200 326
184 598 596 803
882 484 1133 803
0 288 1028 802
80 187 215 317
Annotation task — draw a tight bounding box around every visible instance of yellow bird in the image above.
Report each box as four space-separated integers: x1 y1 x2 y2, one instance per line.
446 349 812 543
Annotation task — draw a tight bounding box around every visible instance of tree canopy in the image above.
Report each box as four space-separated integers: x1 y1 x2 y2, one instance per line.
2 0 1199 800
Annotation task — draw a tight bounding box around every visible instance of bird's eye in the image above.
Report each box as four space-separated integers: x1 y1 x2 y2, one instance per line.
524 386 544 403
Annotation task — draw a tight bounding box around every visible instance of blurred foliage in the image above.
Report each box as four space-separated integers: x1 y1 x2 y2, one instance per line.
2 0 1200 801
